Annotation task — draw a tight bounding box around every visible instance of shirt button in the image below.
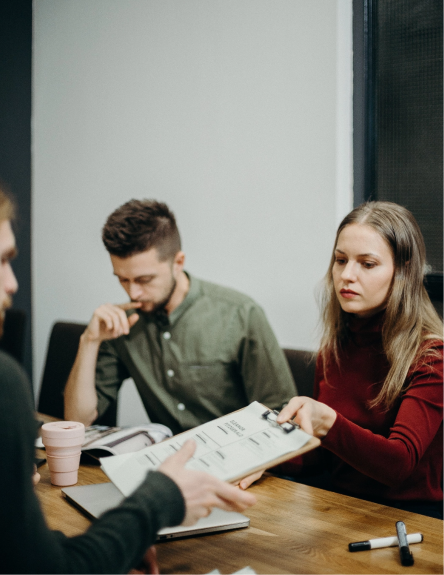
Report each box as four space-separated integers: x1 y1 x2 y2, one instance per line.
177 403 185 411
167 369 174 377
163 332 171 340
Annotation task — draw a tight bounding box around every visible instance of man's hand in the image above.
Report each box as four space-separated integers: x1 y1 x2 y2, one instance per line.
129 546 159 575
32 464 41 487
64 301 141 425
83 302 142 344
159 440 257 526
277 396 337 438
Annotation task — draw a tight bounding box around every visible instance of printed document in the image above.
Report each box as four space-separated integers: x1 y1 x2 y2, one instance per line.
101 401 317 496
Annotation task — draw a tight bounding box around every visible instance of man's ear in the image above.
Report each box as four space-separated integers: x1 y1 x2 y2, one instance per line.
173 251 185 272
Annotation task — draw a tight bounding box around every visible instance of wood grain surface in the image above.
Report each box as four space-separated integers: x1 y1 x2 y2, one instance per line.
35 446 443 575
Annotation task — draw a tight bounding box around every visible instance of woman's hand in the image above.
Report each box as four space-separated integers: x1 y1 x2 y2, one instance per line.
234 469 265 490
277 396 337 438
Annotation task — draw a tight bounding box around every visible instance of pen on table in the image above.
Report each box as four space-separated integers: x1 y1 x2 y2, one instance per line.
396 521 414 566
349 532 423 552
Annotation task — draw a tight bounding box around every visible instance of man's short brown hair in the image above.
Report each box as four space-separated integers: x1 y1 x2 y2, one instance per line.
0 185 15 223
102 199 181 260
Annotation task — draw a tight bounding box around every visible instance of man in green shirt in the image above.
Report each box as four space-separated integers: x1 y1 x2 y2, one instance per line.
65 199 296 435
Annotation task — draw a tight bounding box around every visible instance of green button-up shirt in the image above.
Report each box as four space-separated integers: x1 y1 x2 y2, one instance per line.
95 274 297 434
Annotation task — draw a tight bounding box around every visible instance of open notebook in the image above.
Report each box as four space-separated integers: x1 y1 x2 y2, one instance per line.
62 482 250 540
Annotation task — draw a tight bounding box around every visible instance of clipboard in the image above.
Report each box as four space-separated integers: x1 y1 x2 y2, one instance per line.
101 401 321 497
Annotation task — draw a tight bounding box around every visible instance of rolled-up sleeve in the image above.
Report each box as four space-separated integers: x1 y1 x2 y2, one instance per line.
95 340 130 418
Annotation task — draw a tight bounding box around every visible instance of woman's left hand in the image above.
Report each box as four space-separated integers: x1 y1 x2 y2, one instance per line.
233 469 265 490
277 396 337 438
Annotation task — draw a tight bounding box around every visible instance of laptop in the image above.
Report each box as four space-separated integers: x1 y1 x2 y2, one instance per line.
61 482 250 540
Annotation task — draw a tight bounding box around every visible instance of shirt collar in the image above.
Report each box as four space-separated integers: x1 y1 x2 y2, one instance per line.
347 309 385 334
167 272 201 327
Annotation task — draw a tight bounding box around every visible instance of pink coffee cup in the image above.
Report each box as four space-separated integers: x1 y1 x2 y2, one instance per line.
46 453 82 486
41 421 85 486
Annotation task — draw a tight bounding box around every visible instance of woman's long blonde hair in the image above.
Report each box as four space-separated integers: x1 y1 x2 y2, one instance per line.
319 201 443 410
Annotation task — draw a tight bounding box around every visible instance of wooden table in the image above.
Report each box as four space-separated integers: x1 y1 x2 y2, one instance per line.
35 446 443 574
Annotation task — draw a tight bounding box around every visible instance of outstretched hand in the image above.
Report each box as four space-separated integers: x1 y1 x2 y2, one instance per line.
277 396 337 438
159 440 257 526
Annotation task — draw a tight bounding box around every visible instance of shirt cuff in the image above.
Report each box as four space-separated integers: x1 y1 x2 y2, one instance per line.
321 409 342 449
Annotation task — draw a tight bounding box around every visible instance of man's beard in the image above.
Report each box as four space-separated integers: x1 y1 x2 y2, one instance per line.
139 277 177 316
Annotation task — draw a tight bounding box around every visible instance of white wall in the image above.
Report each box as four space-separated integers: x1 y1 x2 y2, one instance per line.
32 0 352 425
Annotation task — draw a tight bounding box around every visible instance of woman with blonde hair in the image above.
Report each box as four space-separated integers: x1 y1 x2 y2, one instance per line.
276 201 443 519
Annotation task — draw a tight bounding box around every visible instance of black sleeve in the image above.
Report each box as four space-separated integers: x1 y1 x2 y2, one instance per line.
0 351 185 574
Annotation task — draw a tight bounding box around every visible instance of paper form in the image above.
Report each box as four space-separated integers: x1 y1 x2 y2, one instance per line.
101 401 312 497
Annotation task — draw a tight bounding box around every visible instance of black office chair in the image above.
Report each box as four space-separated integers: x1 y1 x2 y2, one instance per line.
37 321 117 426
0 308 26 364
282 348 316 398
424 273 443 319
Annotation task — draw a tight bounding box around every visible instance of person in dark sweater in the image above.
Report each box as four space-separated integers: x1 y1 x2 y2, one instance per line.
0 188 256 574
275 201 443 519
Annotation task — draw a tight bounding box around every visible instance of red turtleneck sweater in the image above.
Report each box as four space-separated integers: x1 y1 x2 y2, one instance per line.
281 312 443 503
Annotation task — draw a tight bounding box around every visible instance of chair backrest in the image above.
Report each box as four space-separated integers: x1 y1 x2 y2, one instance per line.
0 308 26 364
37 321 117 426
282 348 316 398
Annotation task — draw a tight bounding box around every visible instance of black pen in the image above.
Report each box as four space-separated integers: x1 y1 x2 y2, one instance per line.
396 521 414 566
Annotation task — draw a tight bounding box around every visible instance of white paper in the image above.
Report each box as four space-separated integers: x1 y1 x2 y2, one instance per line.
101 402 312 497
